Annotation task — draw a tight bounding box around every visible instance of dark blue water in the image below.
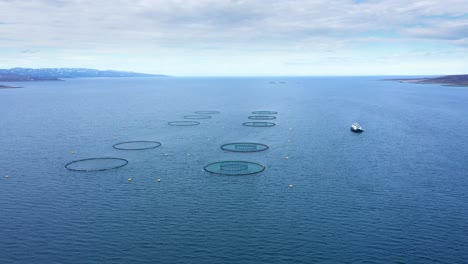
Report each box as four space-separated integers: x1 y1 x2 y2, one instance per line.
1 77 468 263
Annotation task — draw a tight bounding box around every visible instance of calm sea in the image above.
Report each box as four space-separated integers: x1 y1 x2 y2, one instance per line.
1 77 467 263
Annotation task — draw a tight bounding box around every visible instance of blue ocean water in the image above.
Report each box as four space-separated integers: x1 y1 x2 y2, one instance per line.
1 77 467 263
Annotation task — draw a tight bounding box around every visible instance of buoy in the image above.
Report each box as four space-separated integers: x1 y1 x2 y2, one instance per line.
289 184 293 188
157 178 161 182
128 178 132 181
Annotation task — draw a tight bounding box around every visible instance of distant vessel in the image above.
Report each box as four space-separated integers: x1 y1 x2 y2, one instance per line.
351 123 363 133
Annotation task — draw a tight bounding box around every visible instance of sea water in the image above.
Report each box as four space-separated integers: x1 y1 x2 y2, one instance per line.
1 77 467 263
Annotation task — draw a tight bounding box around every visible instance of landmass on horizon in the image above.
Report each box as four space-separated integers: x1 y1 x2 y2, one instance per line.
0 85 23 89
2 67 467 88
0 68 167 82
386 75 468 87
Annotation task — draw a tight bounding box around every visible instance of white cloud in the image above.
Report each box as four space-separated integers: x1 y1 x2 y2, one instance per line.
0 0 467 75
403 19 468 40
0 0 467 47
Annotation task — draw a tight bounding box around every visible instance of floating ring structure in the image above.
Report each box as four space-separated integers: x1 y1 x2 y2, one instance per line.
195 111 220 114
65 158 128 172
113 141 162 150
168 121 201 126
252 111 278 115
243 121 276 127
184 115 212 119
204 161 265 175
221 143 269 152
248 115 276 120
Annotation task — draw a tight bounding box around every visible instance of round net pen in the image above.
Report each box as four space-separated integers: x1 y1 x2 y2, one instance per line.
113 141 162 150
168 121 201 126
65 158 128 172
221 143 269 152
195 111 220 114
252 111 278 115
204 161 265 175
243 121 276 127
248 115 276 120
184 115 212 119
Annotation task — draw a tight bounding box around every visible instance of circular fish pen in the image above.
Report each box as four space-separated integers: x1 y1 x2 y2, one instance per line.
243 121 276 127
204 161 265 176
184 115 212 119
195 111 220 114
65 158 128 172
113 141 162 150
252 111 278 115
168 121 201 126
248 115 276 120
221 143 269 152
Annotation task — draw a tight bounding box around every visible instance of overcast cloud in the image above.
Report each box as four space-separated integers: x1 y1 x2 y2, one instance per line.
1 0 467 75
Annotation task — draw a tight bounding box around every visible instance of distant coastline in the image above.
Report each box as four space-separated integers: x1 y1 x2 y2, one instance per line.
0 75 62 82
0 67 168 82
385 74 468 87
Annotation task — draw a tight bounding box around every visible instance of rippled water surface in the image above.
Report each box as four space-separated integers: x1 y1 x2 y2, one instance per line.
1 77 468 263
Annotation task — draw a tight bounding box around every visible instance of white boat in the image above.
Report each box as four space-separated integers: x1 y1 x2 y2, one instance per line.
351 123 363 133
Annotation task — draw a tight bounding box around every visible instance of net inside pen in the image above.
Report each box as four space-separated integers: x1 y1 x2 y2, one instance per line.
221 143 269 152
243 121 276 127
204 161 265 175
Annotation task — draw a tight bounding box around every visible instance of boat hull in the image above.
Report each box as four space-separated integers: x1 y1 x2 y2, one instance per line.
350 127 363 133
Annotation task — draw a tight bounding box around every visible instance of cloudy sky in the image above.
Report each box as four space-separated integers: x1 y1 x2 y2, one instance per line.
1 0 467 76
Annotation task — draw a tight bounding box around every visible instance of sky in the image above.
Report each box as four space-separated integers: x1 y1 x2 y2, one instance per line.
0 0 467 76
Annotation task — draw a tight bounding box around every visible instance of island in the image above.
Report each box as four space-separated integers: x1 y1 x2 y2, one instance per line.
0 67 167 82
386 74 468 87
0 85 23 89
